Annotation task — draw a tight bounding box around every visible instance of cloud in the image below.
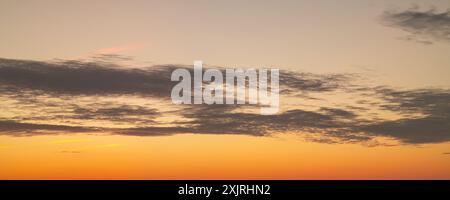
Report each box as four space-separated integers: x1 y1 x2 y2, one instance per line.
0 57 347 98
72 104 159 124
382 8 450 44
1 57 449 145
179 92 450 144
376 88 450 117
280 71 353 93
0 120 95 136
358 88 450 144
0 58 178 97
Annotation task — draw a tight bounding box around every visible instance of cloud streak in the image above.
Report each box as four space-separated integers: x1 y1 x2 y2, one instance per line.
0 57 449 145
382 8 450 44
0 57 177 97
0 120 96 136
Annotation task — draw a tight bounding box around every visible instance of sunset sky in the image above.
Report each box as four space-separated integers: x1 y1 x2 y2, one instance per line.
0 0 450 179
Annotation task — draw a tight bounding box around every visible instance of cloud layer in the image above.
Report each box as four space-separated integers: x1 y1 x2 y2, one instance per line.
1 56 449 145
382 8 450 44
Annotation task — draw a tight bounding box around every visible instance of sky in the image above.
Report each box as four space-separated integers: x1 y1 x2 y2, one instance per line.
0 0 450 179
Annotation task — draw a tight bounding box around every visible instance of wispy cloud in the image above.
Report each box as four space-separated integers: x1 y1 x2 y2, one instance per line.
1 57 449 145
0 120 96 136
0 57 177 97
382 7 450 44
0 57 349 97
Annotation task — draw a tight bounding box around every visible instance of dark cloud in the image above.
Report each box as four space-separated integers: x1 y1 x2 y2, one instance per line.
114 126 190 137
0 58 177 97
1 57 450 145
0 57 350 98
72 105 159 124
174 104 371 143
382 8 450 44
0 120 95 136
173 88 450 144
361 117 450 144
358 88 450 144
280 71 353 93
376 88 450 117
319 107 356 118
1 88 450 144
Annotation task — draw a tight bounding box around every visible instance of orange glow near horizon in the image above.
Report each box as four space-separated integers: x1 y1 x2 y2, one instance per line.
1 134 449 180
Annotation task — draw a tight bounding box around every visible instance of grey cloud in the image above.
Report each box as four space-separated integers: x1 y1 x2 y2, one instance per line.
280 71 353 93
0 58 178 97
0 120 95 136
357 88 450 144
1 89 450 144
72 105 159 123
103 105 363 141
114 127 190 137
319 107 356 118
382 8 450 44
0 57 350 99
1 57 450 145
376 88 450 117
177 104 368 143
174 88 450 144
360 116 450 144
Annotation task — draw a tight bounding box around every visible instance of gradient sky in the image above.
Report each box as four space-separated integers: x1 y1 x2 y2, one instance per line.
0 0 450 179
